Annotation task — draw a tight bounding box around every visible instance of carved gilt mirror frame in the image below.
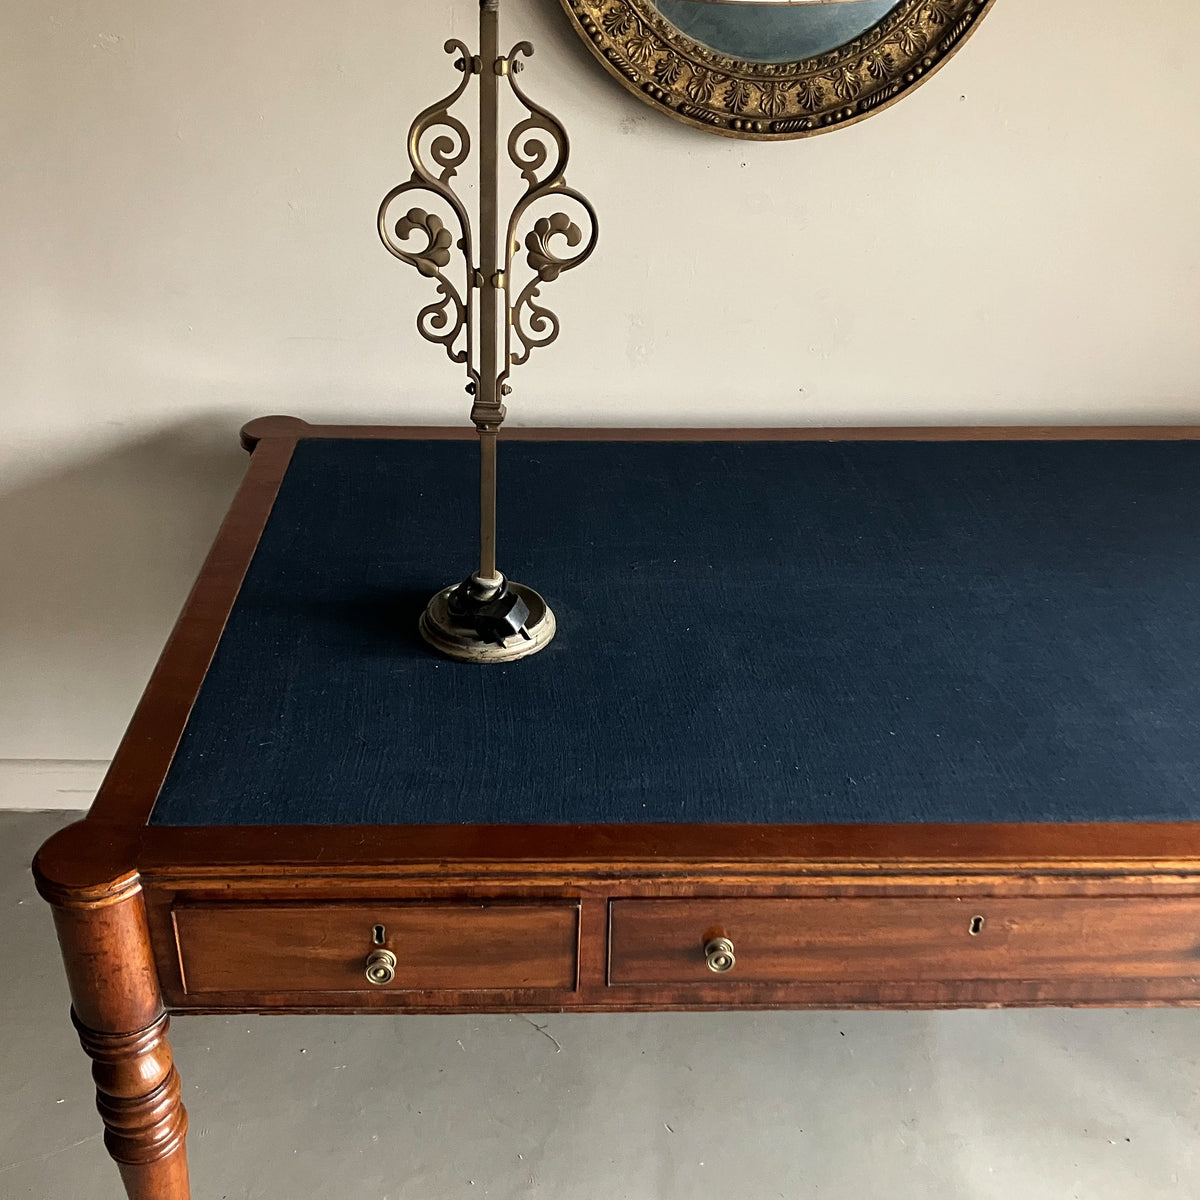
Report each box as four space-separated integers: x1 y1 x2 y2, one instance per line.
557 0 997 140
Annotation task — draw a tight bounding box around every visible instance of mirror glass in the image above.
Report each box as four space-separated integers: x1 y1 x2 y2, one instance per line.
653 0 900 64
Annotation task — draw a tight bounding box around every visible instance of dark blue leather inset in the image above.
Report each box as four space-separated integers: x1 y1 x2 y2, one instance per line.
149 437 1200 827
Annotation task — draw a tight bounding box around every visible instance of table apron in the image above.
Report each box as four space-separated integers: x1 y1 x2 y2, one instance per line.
143 873 1200 1011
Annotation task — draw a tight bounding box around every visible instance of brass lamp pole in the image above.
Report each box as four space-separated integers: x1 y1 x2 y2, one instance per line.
378 0 598 662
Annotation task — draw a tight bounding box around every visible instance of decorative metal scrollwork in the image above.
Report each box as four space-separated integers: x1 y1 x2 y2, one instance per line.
378 30 597 407
377 5 597 660
378 40 479 386
501 43 598 378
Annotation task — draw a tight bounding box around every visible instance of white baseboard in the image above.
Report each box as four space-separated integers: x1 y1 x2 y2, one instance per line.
0 760 110 811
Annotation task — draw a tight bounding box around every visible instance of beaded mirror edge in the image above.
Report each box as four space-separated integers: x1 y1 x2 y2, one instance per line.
558 0 998 140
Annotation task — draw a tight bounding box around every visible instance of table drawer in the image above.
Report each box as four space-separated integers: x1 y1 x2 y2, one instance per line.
173 901 579 995
608 897 1200 986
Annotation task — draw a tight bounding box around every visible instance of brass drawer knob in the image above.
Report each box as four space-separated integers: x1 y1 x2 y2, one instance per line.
704 936 736 973
365 948 397 986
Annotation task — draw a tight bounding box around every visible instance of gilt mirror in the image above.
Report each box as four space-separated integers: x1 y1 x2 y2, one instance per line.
558 0 997 139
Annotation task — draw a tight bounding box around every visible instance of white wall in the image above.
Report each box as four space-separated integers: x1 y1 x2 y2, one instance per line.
2 0 1198 805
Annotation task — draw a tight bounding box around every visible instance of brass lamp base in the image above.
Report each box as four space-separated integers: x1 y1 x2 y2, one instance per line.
419 580 556 663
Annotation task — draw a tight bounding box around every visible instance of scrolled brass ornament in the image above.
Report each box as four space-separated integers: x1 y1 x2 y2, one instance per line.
557 0 998 140
379 0 597 663
378 40 478 380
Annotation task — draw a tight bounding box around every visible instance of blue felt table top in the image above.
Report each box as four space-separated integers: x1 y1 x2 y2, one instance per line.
148 437 1200 828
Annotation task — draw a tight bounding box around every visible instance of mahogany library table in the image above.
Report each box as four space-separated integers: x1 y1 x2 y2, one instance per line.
34 418 1200 1199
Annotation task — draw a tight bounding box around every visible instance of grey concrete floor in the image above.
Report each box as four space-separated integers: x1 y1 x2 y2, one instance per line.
3 812 1198 1200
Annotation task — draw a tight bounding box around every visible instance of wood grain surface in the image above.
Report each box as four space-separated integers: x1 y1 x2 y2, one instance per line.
607 896 1200 988
173 901 580 995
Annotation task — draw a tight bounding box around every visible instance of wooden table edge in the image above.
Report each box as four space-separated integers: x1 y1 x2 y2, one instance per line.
238 415 1200 450
32 819 1200 888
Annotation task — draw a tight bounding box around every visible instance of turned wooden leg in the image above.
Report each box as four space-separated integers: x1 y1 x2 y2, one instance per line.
75 1012 190 1200
35 822 190 1200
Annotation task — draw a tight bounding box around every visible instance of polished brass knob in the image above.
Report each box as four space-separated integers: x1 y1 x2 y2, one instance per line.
704 936 736 973
365 948 397 985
